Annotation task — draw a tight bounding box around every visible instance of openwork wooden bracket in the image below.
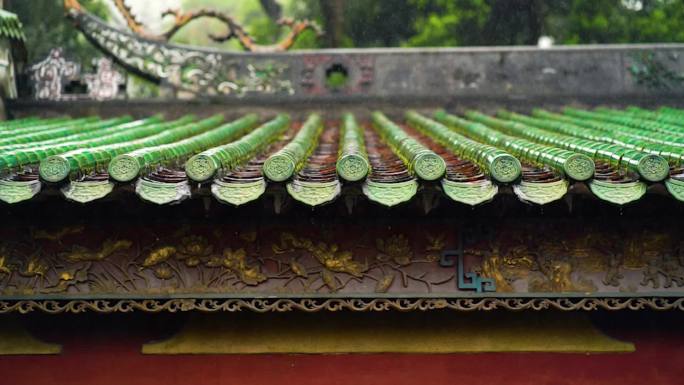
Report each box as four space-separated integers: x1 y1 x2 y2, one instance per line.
1 298 683 314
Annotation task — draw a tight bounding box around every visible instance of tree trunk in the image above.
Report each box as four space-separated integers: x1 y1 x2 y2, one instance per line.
259 0 282 22
319 0 344 48
526 0 544 45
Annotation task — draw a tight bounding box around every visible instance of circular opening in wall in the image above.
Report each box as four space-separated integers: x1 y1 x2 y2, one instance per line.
325 63 349 90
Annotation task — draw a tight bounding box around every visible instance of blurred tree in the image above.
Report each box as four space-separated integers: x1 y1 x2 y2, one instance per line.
8 0 684 62
482 0 544 45
171 0 277 50
548 0 684 44
170 0 322 50
7 0 683 99
344 0 417 47
406 0 490 46
259 0 283 21
320 0 344 47
5 0 109 64
404 0 684 47
632 0 684 42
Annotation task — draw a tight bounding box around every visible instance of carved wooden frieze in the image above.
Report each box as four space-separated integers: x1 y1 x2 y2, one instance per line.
0 220 682 301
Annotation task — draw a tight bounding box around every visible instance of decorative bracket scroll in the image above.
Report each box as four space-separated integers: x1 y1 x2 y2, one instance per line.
441 229 496 293
2 297 684 313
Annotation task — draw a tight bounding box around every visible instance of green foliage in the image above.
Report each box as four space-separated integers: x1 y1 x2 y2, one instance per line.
343 0 418 47
126 73 160 98
629 52 684 89
7 0 109 64
285 0 324 49
407 0 490 46
551 0 684 44
405 0 684 47
173 0 262 50
296 0 684 47
325 69 348 90
9 0 684 70
174 0 320 50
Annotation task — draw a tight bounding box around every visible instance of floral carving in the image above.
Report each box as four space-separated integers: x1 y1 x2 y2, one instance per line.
376 234 412 266
19 259 48 278
154 265 174 280
61 239 132 262
142 246 177 268
207 248 266 286
274 233 367 277
0 256 11 275
425 234 446 262
177 236 213 261
0 223 679 301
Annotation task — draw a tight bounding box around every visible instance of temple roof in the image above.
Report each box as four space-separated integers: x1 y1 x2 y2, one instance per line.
1 106 683 207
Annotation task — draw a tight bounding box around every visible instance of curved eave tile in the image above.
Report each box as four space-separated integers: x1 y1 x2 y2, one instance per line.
441 179 498 206
665 178 684 202
362 179 418 207
513 179 569 205
286 180 341 207
588 179 647 205
61 180 114 203
0 179 41 204
212 179 267 206
136 179 190 205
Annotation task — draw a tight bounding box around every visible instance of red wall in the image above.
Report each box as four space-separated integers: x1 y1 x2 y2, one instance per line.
1 311 683 385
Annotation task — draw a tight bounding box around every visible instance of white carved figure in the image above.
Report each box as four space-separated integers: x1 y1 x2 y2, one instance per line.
30 48 80 100
84 58 124 100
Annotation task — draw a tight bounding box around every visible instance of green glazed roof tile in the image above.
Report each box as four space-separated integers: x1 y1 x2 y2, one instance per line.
0 10 25 41
0 109 681 205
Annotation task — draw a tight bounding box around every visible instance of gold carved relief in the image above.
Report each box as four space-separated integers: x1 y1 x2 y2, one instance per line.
0 224 680 297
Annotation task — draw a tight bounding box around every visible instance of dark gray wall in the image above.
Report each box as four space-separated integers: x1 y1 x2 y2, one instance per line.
9 44 684 119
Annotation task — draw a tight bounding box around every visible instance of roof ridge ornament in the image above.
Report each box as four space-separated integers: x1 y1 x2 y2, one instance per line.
29 48 80 101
